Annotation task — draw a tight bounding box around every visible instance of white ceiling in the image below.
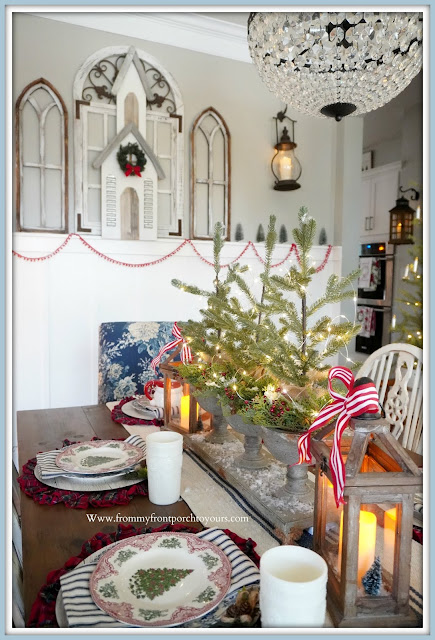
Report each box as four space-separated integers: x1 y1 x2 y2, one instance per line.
198 12 249 26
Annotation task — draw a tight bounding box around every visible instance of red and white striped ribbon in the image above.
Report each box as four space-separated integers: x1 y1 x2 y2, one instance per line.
151 322 193 373
295 366 380 507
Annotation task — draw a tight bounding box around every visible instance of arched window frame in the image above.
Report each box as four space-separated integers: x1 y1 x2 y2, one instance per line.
73 45 184 236
190 107 231 240
15 77 68 232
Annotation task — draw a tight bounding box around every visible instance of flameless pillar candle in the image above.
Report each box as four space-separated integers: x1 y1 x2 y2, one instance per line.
383 507 397 575
146 431 183 505
180 395 199 430
339 510 377 585
260 546 328 627
180 395 190 429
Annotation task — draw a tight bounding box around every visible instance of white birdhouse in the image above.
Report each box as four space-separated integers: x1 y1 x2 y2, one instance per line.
92 47 165 240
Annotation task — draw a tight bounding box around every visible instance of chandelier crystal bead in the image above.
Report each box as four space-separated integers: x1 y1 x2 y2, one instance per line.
248 12 423 121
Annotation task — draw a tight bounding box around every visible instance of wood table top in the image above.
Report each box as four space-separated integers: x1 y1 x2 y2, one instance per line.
17 404 201 625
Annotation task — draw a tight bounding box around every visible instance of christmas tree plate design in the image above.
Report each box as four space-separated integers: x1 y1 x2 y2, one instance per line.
89 532 232 627
55 440 145 475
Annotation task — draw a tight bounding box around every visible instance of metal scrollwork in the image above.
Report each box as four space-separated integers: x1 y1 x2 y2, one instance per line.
141 64 176 114
81 53 176 113
82 56 125 103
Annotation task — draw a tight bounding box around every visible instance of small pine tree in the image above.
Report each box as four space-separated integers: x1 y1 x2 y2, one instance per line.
246 207 360 387
256 224 265 242
235 223 244 242
318 228 327 245
173 217 278 376
171 222 233 359
279 224 288 243
362 556 382 596
392 218 423 346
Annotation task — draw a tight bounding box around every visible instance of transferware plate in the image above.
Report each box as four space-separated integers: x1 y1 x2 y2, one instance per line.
55 440 144 475
89 532 232 627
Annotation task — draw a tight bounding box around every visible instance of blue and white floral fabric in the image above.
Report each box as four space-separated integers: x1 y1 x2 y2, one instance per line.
98 322 176 403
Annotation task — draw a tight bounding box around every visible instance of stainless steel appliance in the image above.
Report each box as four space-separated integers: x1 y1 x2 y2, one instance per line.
355 242 394 355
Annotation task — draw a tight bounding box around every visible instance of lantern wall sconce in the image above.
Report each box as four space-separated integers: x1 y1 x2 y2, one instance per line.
389 187 420 245
271 107 302 191
310 385 422 627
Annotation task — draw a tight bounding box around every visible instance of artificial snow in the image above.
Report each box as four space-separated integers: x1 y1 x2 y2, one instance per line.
189 432 313 516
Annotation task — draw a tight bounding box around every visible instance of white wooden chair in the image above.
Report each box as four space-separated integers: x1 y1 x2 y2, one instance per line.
358 344 423 455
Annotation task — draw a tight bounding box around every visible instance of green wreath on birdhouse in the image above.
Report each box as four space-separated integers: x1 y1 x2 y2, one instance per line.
117 142 147 177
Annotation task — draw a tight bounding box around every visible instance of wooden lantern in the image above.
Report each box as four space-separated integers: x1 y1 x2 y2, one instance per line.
159 344 200 434
311 411 422 627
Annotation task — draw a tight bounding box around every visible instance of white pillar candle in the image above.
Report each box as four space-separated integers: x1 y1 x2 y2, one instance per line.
260 545 328 628
146 431 183 506
404 265 409 278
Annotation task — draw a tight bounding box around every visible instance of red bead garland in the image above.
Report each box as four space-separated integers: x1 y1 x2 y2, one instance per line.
12 233 332 273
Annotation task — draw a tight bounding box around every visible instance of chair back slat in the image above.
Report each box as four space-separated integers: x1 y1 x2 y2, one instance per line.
358 344 423 454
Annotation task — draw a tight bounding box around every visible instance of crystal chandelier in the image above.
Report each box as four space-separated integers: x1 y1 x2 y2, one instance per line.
248 12 423 121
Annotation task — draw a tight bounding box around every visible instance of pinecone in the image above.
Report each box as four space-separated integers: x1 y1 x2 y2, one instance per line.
225 604 239 618
239 601 251 615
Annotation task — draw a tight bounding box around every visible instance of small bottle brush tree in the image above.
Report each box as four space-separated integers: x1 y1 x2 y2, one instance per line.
362 556 382 596
279 224 288 243
392 218 423 346
243 207 360 388
235 223 244 242
256 224 265 242
318 227 328 245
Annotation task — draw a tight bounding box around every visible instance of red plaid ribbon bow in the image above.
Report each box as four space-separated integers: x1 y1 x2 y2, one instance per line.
125 163 141 177
151 322 193 373
295 366 380 507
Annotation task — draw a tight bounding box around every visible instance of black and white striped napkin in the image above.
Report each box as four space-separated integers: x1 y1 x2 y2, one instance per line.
59 528 260 628
36 435 146 480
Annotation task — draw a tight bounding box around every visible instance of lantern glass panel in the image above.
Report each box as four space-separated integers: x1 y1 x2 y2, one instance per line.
337 501 399 596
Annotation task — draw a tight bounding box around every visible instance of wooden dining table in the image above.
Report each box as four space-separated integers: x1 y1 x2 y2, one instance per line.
16 404 202 625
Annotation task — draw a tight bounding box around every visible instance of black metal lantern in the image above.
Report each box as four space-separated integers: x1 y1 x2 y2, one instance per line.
271 108 301 191
389 187 420 244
